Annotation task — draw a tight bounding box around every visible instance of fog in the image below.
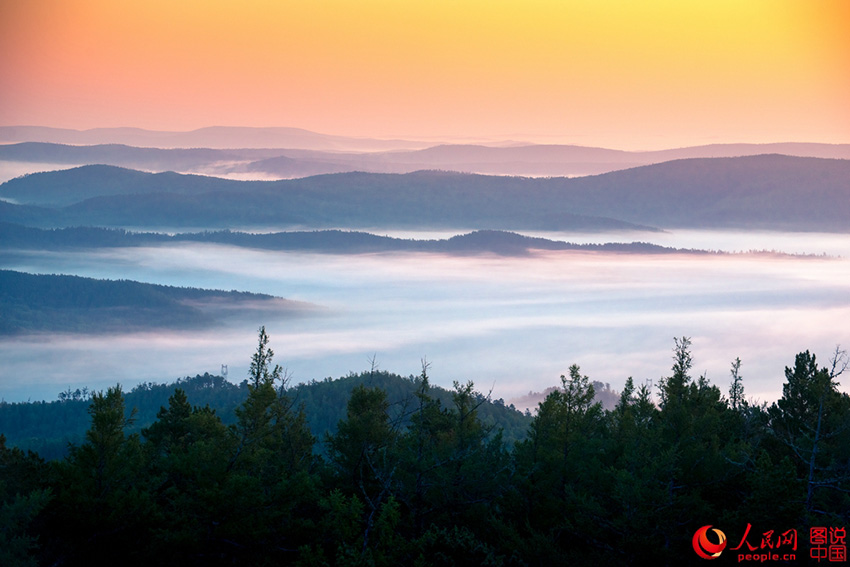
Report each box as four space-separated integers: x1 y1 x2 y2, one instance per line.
0 161 73 185
0 160 285 185
2 229 849 405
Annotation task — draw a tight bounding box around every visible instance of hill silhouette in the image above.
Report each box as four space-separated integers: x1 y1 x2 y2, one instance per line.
0 370 531 460
3 129 850 177
0 223 707 257
0 270 309 335
2 155 848 231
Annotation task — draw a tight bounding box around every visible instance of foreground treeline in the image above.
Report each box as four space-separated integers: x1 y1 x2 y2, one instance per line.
0 366 531 461
1 332 849 566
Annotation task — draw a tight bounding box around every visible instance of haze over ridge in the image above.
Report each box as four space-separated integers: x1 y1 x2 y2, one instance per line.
3 155 848 233
3 126 850 182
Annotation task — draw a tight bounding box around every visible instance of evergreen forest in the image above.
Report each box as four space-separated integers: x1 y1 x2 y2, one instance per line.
1 329 849 566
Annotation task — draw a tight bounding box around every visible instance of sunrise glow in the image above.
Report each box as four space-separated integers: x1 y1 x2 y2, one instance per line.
1 0 847 149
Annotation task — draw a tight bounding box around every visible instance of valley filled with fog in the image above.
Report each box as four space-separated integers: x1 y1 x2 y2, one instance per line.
2 228 847 406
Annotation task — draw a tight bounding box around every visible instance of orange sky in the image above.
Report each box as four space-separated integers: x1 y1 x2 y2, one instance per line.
1 0 848 149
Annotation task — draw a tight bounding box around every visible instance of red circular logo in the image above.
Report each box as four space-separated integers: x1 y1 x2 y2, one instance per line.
693 525 727 559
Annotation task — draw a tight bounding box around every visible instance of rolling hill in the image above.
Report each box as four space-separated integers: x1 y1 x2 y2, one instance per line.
0 270 310 335
0 369 532 460
3 137 850 179
1 155 848 232
0 223 701 256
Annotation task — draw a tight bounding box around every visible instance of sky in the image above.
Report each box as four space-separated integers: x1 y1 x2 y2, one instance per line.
1 0 848 150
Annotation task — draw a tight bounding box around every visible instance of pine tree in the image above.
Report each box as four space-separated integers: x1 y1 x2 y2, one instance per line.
0 435 51 567
324 385 402 561
767 350 850 519
142 388 233 557
513 364 606 561
53 385 154 563
223 327 318 555
729 357 746 411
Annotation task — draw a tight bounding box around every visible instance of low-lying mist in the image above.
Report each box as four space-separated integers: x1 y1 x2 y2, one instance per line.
1 231 848 405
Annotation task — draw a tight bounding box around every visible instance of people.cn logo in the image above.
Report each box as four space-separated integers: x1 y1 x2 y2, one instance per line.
693 525 728 559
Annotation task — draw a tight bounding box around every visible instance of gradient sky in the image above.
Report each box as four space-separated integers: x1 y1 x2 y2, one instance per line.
1 0 848 149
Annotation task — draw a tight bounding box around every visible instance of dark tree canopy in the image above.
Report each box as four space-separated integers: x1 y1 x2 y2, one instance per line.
1 333 848 566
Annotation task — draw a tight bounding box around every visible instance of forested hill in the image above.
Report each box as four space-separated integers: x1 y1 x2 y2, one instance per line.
0 222 706 257
0 166 646 231
0 270 307 335
0 369 531 461
0 164 247 206
3 154 848 231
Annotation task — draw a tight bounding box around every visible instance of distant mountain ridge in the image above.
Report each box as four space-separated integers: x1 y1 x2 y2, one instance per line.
0 142 284 172
0 126 430 151
1 155 847 232
0 166 650 232
0 164 247 206
2 127 849 178
0 223 708 257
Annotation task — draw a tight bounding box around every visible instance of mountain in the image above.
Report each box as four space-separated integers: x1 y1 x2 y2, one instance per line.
239 143 646 177
4 138 850 179
0 167 650 231
0 142 285 173
0 270 311 335
0 126 430 151
0 200 61 226
2 155 848 232
359 142 850 176
563 154 850 231
0 223 701 257
0 164 247 206
0 142 383 181
645 142 850 161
